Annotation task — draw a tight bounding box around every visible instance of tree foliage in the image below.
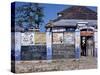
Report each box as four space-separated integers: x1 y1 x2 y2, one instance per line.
15 3 44 31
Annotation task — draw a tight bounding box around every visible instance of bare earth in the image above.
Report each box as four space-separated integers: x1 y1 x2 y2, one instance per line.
14 56 97 73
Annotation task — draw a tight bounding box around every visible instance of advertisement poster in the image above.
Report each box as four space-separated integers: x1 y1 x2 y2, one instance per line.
21 32 34 46
64 32 75 44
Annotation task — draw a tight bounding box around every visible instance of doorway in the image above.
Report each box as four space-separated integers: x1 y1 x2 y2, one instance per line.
81 36 86 56
81 36 94 56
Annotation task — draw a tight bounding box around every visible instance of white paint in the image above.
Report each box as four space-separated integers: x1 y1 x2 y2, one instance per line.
79 26 95 30
64 32 75 44
46 31 52 61
75 29 80 59
52 28 66 32
94 29 98 57
15 32 21 60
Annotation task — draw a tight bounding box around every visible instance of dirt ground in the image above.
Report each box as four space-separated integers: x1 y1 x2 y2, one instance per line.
14 56 97 73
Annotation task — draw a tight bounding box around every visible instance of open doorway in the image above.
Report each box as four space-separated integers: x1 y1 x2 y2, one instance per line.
81 36 86 56
81 36 94 56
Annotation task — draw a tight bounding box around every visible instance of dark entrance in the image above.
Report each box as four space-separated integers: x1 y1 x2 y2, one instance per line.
81 36 94 56
81 36 86 56
80 28 94 56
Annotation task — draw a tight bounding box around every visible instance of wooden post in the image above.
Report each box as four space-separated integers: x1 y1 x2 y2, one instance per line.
75 29 80 60
46 28 52 62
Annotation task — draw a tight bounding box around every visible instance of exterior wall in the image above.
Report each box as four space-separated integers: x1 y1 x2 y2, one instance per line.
52 44 75 59
12 32 47 61
52 32 75 59
20 31 76 60
21 32 46 60
11 32 21 60
21 45 46 60
34 32 46 44
64 32 75 44
53 32 63 44
12 28 97 61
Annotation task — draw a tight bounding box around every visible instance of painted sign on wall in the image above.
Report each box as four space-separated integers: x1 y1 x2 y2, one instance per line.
21 32 34 46
35 32 46 44
53 33 63 44
64 32 75 44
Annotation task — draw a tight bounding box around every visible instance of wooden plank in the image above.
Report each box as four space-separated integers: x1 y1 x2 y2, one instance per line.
81 31 94 36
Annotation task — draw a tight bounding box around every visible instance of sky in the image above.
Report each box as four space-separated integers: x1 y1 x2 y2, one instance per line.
14 2 97 32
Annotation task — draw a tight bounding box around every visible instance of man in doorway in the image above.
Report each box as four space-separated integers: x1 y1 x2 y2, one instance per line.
82 39 86 56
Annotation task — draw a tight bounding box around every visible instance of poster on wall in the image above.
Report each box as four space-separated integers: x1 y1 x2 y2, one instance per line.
21 32 34 46
64 32 75 44
53 33 63 44
35 32 46 44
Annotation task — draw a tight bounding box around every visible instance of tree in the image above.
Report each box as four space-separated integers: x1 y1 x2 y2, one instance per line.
15 3 44 31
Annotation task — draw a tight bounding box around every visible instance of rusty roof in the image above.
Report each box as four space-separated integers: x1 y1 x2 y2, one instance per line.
53 6 97 22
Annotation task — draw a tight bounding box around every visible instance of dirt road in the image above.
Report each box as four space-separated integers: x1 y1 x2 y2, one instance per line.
13 56 97 73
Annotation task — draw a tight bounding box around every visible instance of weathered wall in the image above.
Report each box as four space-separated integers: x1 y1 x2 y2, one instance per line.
53 33 63 44
21 32 75 60
21 32 46 60
35 32 46 44
52 32 75 44
52 32 75 59
21 45 46 60
52 44 75 59
21 44 75 60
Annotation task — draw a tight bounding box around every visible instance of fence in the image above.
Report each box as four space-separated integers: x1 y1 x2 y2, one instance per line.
11 31 76 60
11 29 97 61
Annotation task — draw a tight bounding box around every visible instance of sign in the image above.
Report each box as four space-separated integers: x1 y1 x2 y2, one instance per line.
21 32 34 46
35 32 46 44
53 33 63 44
64 32 75 44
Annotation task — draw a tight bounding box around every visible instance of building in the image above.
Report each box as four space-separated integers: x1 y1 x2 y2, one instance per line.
46 6 97 59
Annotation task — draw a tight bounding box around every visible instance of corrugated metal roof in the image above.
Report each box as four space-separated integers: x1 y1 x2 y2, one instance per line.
53 19 97 26
46 6 97 28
